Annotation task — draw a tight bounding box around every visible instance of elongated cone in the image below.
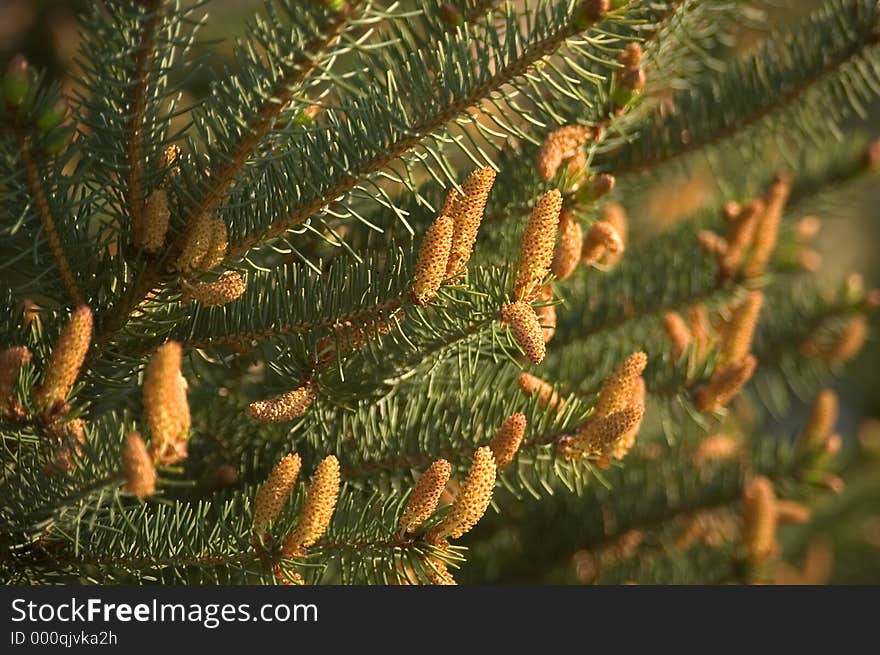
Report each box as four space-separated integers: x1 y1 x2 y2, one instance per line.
199 219 229 271
426 447 496 543
411 216 454 305
281 455 340 556
694 355 757 412
581 221 624 266
719 291 763 366
610 377 645 461
252 453 302 542
743 476 778 564
536 125 595 180
501 302 546 364
489 413 527 468
176 213 214 273
122 433 157 499
518 372 564 411
663 312 691 358
802 389 837 449
143 341 190 464
559 404 645 462
35 306 92 412
399 459 452 534
514 190 562 302
594 352 647 418
551 210 583 281
445 167 496 277
720 199 763 275
136 189 171 253
745 175 791 278
184 271 246 306
248 383 316 423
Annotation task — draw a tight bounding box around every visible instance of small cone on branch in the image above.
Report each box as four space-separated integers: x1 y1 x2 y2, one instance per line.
694 355 757 413
183 271 246 306
689 304 714 361
594 351 647 418
35 306 92 412
587 173 615 200
122 433 157 499
489 412 527 468
697 230 728 258
445 167 496 277
559 404 645 462
399 459 452 534
825 315 868 364
721 199 763 275
745 175 792 278
743 476 778 564
581 221 624 266
282 455 341 556
0 346 31 416
248 383 316 423
803 389 838 449
199 219 229 271
518 372 564 412
134 188 171 253
514 190 563 302
143 341 190 464
536 125 595 180
252 453 302 542
551 211 583 281
501 302 546 364
426 446 496 543
719 291 763 366
693 434 741 465
411 215 454 305
775 500 811 525
610 377 645 461
663 312 692 358
176 213 214 273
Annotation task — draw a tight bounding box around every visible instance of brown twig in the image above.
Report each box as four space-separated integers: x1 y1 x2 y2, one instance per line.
16 130 85 306
126 0 164 230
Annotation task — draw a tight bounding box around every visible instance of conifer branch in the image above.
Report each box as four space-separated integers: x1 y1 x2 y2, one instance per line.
222 11 610 262
14 131 85 307
126 0 165 231
604 15 880 177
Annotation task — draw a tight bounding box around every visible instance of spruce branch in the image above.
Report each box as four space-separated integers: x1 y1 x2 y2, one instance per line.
14 131 85 307
126 0 166 232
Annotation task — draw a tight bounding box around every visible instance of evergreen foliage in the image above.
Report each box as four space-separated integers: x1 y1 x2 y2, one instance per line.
1 0 879 585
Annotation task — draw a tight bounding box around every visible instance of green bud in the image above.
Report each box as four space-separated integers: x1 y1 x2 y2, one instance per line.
36 98 68 132
43 125 73 155
3 55 30 107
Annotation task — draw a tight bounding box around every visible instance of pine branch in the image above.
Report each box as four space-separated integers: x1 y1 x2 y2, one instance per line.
126 0 165 231
600 0 880 177
14 130 85 307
